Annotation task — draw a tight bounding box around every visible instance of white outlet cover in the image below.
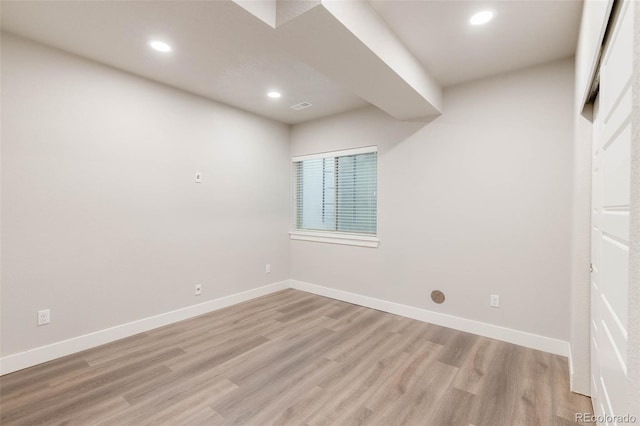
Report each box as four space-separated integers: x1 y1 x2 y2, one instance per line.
195 172 202 183
490 295 500 308
37 309 51 325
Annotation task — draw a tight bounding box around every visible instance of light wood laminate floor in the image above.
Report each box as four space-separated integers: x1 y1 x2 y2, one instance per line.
0 289 593 425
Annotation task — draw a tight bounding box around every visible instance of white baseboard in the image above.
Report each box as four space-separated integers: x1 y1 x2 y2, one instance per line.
290 280 570 357
0 280 289 375
569 348 576 390
1 278 571 376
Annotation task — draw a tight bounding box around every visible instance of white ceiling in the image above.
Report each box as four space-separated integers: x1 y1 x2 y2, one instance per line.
0 0 367 124
1 1 583 123
370 0 583 87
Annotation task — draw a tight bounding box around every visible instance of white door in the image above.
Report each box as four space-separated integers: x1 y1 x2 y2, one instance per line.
590 0 634 422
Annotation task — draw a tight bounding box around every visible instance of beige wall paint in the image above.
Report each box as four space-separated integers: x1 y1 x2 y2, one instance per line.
0 34 291 357
1 34 580 365
290 58 575 341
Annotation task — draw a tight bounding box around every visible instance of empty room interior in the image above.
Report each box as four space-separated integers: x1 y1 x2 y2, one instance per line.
1 0 639 425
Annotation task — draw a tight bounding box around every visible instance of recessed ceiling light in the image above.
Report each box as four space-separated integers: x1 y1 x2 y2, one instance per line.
267 91 282 99
149 40 172 52
469 10 494 26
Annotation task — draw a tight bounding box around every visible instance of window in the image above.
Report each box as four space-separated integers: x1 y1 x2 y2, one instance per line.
291 146 378 247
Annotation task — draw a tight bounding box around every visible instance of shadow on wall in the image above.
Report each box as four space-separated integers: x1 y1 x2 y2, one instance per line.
289 103 439 163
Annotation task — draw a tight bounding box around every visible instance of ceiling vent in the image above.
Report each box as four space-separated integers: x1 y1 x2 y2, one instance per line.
290 101 312 111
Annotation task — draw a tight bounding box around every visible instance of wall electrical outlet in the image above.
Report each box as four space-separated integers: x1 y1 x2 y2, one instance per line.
490 294 500 308
37 309 50 326
194 284 202 296
266 264 271 273
195 172 202 183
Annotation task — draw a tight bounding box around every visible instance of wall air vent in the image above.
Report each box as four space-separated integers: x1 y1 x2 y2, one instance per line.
290 102 312 111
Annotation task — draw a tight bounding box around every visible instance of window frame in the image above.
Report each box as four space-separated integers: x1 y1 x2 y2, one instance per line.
290 146 379 248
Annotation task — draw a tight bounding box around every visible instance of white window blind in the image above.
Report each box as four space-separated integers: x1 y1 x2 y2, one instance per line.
293 147 377 236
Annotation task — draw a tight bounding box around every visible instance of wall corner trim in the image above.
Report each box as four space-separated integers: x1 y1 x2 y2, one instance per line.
290 279 571 357
0 280 290 376
568 346 592 397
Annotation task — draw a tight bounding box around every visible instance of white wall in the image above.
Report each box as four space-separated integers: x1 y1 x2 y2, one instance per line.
627 1 640 417
232 0 277 28
570 104 593 395
0 33 583 375
0 34 291 357
569 0 613 397
290 58 575 342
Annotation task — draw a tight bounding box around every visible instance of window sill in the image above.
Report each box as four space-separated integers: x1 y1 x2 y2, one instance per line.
289 230 379 248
